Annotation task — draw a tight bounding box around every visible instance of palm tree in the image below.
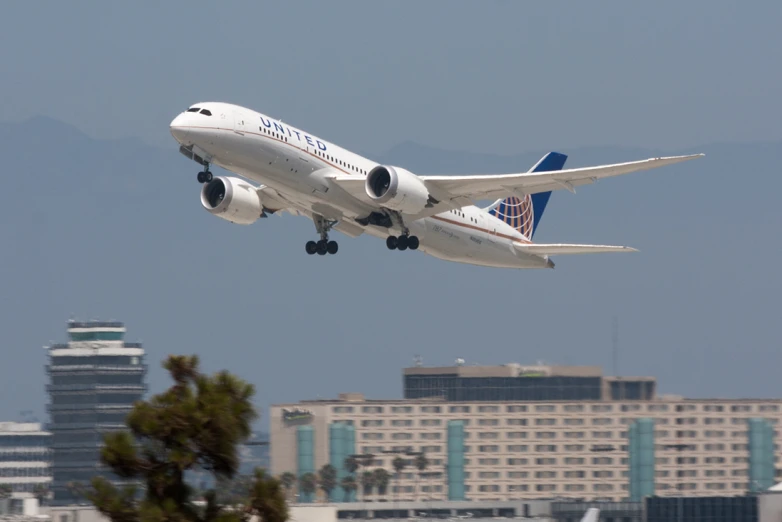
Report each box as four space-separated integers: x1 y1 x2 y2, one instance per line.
318 464 338 502
299 472 317 503
32 484 49 506
414 453 429 501
279 472 297 501
360 470 376 503
340 476 358 502
344 456 359 502
345 455 359 476
373 468 391 501
392 456 406 502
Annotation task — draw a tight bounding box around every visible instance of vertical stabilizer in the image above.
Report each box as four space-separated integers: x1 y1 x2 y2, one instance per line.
487 152 567 239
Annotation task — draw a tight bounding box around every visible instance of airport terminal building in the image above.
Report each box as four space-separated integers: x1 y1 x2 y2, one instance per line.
270 363 782 502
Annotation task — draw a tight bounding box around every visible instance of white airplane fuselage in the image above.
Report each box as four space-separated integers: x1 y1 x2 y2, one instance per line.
170 102 552 269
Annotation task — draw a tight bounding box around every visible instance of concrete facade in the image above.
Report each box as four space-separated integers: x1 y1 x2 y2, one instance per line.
271 365 782 502
0 422 51 495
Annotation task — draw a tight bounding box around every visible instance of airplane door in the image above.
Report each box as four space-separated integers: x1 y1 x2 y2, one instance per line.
233 111 246 135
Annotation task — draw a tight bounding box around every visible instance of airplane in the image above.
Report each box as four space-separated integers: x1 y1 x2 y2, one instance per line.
169 102 703 269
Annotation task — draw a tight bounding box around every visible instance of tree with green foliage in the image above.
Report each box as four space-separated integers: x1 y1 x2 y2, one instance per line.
414 453 429 501
317 464 337 502
298 473 317 502
392 457 406 502
279 473 296 501
372 469 390 500
339 476 357 503
360 471 375 502
83 354 288 522
33 484 49 505
344 456 359 476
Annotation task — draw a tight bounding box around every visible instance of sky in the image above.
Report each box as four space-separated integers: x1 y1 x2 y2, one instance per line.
0 1 781 426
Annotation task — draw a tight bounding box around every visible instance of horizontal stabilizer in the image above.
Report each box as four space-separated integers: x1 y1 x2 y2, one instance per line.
513 243 638 255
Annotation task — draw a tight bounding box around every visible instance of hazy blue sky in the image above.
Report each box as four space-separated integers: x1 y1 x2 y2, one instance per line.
2 1 781 154
1 1 781 424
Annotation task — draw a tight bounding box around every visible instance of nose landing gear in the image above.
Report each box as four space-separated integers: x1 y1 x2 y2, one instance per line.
196 164 213 184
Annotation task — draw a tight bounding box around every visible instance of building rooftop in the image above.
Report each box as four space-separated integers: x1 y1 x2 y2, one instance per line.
404 362 605 378
0 422 50 436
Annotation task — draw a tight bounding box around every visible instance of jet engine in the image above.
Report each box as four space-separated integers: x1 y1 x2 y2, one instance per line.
365 165 434 214
201 176 263 225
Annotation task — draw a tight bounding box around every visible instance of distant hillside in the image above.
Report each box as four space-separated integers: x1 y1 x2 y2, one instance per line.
1 116 781 423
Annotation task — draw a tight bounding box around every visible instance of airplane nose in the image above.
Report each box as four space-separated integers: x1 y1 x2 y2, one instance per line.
169 114 190 143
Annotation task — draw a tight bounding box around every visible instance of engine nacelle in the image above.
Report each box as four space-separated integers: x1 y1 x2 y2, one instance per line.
365 165 431 214
201 176 263 225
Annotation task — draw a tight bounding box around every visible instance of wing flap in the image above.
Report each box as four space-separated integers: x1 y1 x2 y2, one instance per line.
513 243 638 255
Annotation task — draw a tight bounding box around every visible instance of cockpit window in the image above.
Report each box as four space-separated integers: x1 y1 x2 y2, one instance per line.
187 107 200 112
200 109 212 116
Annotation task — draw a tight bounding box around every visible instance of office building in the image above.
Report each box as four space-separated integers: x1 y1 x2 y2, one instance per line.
271 363 782 502
0 422 51 494
47 320 146 505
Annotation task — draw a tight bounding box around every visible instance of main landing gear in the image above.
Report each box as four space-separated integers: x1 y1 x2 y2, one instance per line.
196 165 213 184
306 215 339 256
386 234 419 251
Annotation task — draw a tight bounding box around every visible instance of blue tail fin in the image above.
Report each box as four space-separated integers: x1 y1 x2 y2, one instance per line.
487 151 567 239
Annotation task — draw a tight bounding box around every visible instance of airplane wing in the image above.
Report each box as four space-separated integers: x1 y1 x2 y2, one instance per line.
512 243 637 255
420 154 703 202
328 154 703 220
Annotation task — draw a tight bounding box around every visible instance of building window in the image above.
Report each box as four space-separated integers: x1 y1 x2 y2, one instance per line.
361 420 383 427
362 406 383 414
392 420 413 427
507 432 528 439
507 418 527 426
478 419 499 426
535 445 557 452
507 458 528 465
420 406 441 413
478 405 499 413
564 418 584 426
449 405 470 413
535 405 556 412
391 406 412 413
507 405 527 412
564 405 584 412
507 445 528 452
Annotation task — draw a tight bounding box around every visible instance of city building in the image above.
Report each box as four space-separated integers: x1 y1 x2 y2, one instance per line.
0 422 51 494
46 320 147 505
270 363 782 502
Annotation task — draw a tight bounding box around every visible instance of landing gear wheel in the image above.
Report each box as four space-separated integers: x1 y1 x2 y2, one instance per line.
205 171 213 182
316 240 328 255
408 236 420 250
386 236 398 250
305 241 318 255
397 235 409 251
327 241 339 255
197 172 206 183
